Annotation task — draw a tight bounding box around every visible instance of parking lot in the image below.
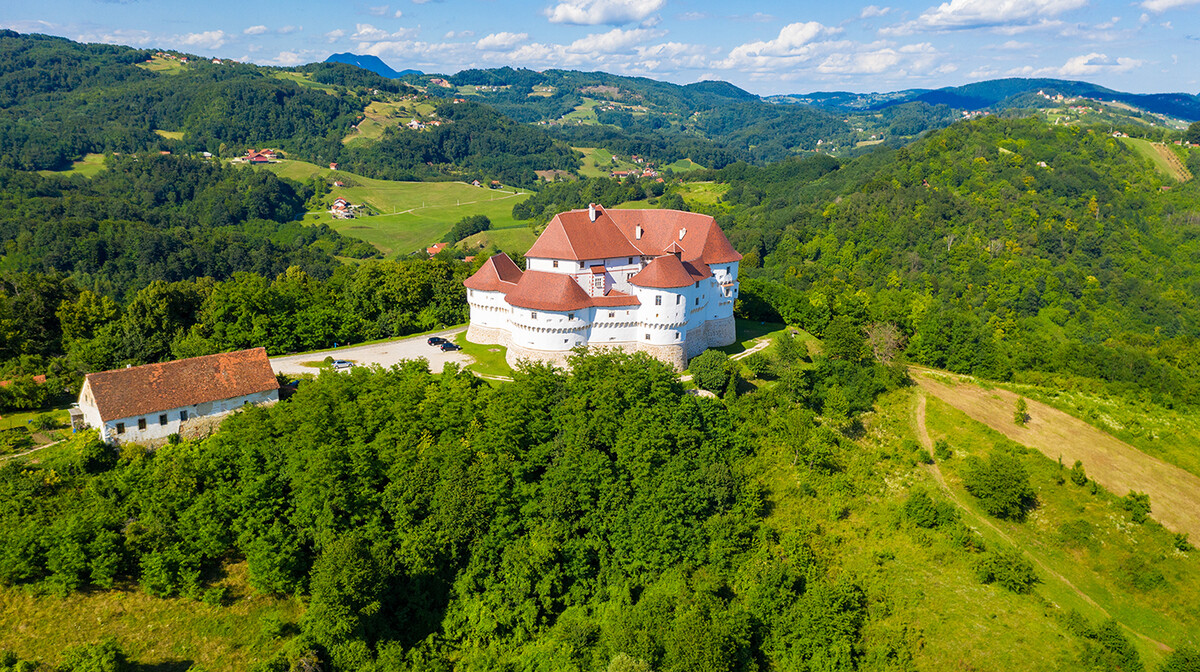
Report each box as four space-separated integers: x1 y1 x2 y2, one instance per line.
269 328 472 378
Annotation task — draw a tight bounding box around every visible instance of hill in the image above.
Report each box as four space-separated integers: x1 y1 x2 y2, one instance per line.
324 52 421 78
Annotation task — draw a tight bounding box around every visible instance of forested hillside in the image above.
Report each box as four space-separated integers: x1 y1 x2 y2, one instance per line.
698 117 1200 404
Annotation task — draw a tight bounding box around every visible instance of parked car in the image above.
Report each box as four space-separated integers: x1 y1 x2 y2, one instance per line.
331 359 353 371
439 342 461 352
427 336 446 346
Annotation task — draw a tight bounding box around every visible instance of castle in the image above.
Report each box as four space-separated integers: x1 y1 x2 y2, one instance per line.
464 204 741 371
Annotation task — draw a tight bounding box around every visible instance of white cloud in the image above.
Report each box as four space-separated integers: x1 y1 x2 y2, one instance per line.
718 22 842 69
476 32 528 50
325 28 346 42
566 27 661 53
278 25 302 34
545 0 666 25
889 0 1087 34
1008 51 1143 76
860 5 892 18
444 30 475 39
351 23 417 41
394 10 404 17
244 25 268 35
174 30 227 49
367 5 390 16
269 51 307 66
1141 0 1200 11
679 11 709 20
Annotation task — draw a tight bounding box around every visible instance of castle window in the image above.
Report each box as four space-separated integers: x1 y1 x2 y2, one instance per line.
644 333 650 340
568 313 575 320
628 257 633 264
553 260 559 268
676 295 681 304
695 281 699 288
655 295 662 306
695 297 699 305
608 312 615 318
579 261 585 269
531 312 537 320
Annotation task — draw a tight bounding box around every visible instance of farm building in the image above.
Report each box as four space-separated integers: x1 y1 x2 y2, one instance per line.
76 348 279 445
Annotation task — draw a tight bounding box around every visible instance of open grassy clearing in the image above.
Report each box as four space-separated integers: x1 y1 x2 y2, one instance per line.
664 157 704 172
154 129 184 140
1121 137 1190 181
754 389 1099 671
675 181 729 205
258 160 531 255
136 56 184 75
575 146 640 178
456 225 538 256
268 71 337 93
343 100 436 145
37 153 106 179
454 331 513 379
0 562 302 671
914 368 1200 540
562 98 600 125
920 394 1200 665
997 377 1200 481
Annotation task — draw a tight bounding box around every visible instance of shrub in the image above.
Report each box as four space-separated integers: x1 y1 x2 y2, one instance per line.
933 439 952 461
742 353 769 379
1013 397 1029 426
902 490 957 529
59 638 129 672
962 449 1035 520
1121 491 1151 524
1118 556 1167 591
30 413 61 432
915 449 934 465
1057 519 1097 551
1158 646 1200 672
975 549 1038 593
1174 533 1194 553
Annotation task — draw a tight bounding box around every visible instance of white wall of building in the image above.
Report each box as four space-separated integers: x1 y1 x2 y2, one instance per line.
87 388 278 444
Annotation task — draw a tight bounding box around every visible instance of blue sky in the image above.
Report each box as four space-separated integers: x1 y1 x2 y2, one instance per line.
5 0 1199 95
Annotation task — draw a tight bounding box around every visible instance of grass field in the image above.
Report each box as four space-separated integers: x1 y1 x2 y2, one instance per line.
675 181 729 205
257 160 531 255
562 98 600 125
1121 137 1190 181
454 331 513 378
136 57 185 75
921 394 1200 666
37 153 106 179
664 158 705 172
343 100 436 145
457 225 538 256
268 71 338 93
154 129 184 140
0 562 302 671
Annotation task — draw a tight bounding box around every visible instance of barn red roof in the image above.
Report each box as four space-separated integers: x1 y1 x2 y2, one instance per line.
464 253 523 293
84 348 278 422
630 254 711 288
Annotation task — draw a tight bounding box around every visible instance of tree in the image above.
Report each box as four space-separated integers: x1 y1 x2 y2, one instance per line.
1070 460 1087 486
690 349 731 393
864 322 904 365
58 638 129 672
1186 121 1200 145
975 549 1038 593
823 316 867 363
962 449 1035 520
1014 397 1028 426
1122 491 1151 524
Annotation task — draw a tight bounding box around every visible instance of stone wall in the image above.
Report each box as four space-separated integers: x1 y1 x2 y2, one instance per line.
706 316 736 348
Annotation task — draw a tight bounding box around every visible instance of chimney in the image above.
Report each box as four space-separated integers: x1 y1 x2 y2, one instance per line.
635 225 643 240
679 228 686 240
588 203 597 222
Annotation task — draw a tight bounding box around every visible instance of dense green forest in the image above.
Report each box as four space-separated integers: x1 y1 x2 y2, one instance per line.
698 117 1200 405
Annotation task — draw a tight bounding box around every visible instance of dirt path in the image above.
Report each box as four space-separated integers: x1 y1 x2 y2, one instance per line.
0 439 65 463
912 367 1200 540
912 392 1171 652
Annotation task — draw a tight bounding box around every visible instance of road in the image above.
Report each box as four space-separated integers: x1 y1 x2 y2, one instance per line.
269 328 472 377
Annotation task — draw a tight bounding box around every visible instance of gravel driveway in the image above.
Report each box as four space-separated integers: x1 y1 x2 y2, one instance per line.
269 328 471 377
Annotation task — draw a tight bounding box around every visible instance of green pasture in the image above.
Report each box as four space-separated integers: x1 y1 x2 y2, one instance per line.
457 226 538 256
664 158 704 172
136 57 184 75
268 71 337 93
154 129 184 140
262 161 531 255
562 98 600 125
37 153 107 179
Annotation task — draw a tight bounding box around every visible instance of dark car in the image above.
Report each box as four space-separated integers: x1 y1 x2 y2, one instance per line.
427 336 446 346
439 342 461 352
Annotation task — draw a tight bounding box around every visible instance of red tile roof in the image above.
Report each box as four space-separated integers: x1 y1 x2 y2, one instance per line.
525 206 741 266
0 374 46 388
505 271 594 312
84 348 278 422
630 254 711 288
525 206 641 261
463 253 523 293
426 242 449 256
591 290 641 307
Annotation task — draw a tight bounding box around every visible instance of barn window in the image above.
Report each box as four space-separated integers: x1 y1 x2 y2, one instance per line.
116 422 125 434
138 418 147 431
180 410 189 422
159 414 168 426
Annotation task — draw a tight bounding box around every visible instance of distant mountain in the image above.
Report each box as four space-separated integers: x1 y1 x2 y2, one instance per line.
324 53 421 79
770 78 1200 122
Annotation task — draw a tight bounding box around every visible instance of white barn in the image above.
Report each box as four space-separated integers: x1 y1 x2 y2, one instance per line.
464 204 741 370
77 347 280 445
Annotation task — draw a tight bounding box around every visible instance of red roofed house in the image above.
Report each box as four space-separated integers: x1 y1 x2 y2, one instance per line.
76 348 280 445
427 242 449 256
464 204 741 370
